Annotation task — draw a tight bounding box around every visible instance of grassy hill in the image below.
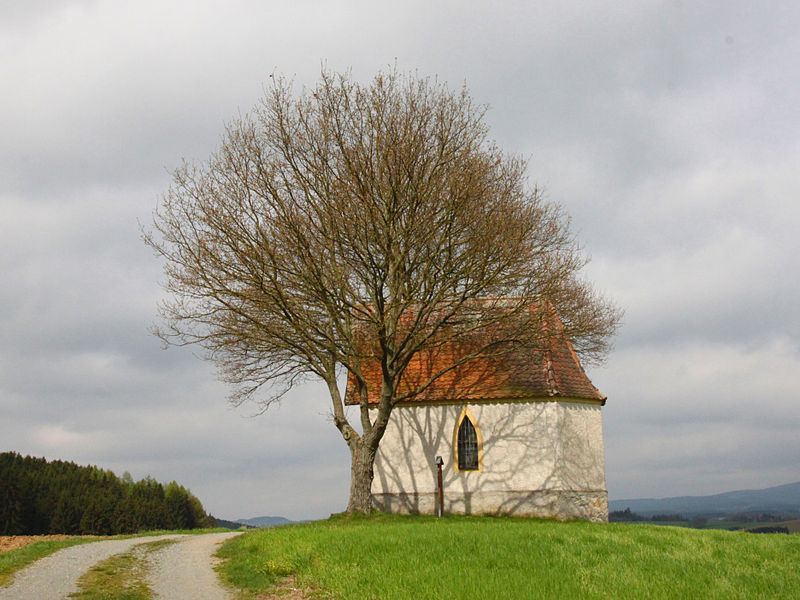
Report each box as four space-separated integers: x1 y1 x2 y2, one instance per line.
217 514 800 599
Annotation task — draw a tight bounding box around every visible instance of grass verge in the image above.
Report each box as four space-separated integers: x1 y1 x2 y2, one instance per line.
71 538 177 600
217 514 800 599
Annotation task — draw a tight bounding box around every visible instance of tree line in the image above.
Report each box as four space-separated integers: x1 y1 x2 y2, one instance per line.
0 451 212 535
610 508 707 527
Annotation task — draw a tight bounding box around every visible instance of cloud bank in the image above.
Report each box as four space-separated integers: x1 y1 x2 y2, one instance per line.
1 1 798 518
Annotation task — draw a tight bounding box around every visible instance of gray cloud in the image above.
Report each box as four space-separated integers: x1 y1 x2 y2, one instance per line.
1 0 799 519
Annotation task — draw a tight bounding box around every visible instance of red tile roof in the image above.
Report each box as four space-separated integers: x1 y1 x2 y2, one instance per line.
344 312 605 405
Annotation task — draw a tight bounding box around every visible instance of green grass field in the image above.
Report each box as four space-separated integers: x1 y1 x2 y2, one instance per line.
217 514 800 599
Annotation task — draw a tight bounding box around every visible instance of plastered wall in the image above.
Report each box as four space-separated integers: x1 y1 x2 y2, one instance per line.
371 400 608 520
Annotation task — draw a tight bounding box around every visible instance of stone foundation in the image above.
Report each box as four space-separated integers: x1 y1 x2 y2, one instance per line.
372 489 608 522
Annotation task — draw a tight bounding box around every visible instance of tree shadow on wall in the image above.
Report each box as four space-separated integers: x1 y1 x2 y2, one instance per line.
374 401 604 517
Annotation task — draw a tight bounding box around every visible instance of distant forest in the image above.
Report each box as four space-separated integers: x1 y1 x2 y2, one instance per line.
0 451 212 535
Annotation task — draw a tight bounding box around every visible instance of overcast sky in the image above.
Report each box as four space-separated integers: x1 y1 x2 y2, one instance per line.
2 1 798 521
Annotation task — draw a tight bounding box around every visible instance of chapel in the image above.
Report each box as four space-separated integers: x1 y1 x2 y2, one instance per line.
344 312 608 522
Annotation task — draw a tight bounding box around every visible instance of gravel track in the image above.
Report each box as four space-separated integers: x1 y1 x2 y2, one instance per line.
0 534 185 600
147 532 242 600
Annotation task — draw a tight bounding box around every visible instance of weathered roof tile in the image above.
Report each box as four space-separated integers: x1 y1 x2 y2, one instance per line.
344 313 605 405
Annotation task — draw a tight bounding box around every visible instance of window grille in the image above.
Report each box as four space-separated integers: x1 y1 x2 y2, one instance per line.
457 415 479 470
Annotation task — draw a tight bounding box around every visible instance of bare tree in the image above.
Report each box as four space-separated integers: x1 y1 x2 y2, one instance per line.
145 70 620 513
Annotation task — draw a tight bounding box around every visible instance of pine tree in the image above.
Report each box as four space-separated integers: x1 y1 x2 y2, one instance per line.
0 452 211 534
50 492 81 534
0 469 24 535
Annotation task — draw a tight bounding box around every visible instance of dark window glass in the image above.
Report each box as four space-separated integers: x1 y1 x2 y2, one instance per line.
457 416 479 470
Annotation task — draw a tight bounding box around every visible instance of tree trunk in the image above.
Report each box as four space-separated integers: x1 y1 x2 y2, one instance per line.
346 442 377 514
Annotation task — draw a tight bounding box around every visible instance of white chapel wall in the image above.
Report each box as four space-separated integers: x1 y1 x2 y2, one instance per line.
371 400 607 521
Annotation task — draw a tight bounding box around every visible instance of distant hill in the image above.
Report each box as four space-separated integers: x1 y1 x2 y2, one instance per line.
610 481 800 517
235 516 292 528
212 517 254 530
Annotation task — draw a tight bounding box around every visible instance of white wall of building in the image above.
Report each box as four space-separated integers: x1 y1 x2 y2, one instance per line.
371 400 607 520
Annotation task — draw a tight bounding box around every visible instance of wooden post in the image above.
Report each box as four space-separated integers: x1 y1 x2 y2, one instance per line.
435 455 444 517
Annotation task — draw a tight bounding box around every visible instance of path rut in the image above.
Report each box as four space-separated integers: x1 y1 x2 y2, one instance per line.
147 531 241 600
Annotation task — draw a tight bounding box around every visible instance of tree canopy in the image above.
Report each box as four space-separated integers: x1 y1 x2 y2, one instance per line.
147 69 620 512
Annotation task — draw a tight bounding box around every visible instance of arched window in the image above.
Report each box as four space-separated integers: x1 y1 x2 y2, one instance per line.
457 415 479 471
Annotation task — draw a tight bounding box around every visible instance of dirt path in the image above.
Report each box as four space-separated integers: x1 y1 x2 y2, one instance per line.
147 531 242 600
0 534 185 600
